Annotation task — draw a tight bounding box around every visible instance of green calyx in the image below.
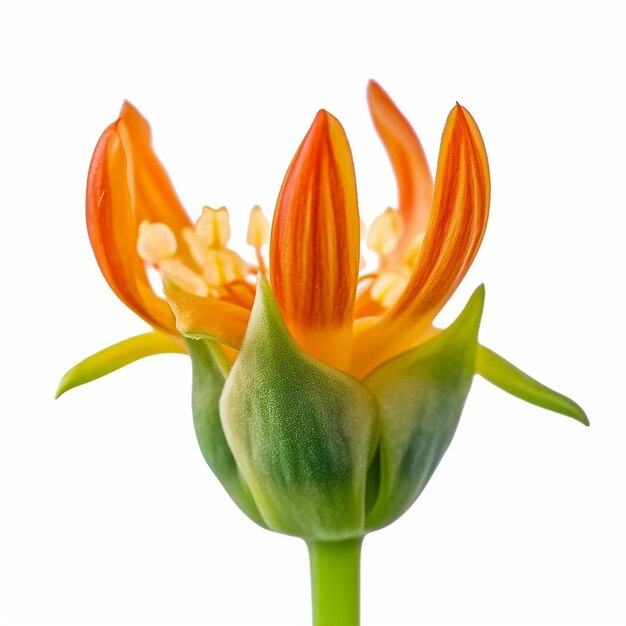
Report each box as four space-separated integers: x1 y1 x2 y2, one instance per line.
364 285 485 531
186 338 267 527
219 276 378 540
58 276 587 543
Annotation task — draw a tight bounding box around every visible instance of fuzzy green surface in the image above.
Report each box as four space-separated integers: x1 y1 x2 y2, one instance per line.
220 277 378 540
364 285 485 531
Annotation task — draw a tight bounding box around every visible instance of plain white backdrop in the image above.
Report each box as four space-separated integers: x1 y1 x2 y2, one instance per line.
1 1 624 624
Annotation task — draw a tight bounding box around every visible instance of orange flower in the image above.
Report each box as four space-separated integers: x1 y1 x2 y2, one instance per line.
85 83 485 373
56 81 587 626
57 81 587 431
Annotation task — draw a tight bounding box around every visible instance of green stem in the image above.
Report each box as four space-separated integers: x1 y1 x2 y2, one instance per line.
307 537 363 626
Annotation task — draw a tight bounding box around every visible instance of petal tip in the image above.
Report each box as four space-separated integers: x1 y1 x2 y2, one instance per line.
366 78 381 96
311 108 340 133
120 99 140 117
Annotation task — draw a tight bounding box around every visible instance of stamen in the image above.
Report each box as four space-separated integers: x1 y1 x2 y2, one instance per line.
159 259 208 297
247 204 270 275
182 227 207 267
202 249 249 287
246 205 270 248
137 221 177 264
195 206 231 248
137 204 259 304
367 207 403 256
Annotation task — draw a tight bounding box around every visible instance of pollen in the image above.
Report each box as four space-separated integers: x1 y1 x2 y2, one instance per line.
367 207 403 256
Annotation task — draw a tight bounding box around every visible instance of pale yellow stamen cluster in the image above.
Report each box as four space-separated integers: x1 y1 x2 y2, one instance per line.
137 221 208 296
137 205 270 300
138 200 421 310
365 207 425 309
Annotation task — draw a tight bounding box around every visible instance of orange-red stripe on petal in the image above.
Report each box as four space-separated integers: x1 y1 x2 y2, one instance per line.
351 103 490 378
367 81 434 262
270 110 360 371
86 103 194 335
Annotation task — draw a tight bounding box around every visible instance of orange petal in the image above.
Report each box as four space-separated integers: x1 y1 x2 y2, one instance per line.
367 80 434 261
165 285 250 349
87 124 176 333
351 104 490 378
86 103 193 334
117 102 192 234
269 110 360 370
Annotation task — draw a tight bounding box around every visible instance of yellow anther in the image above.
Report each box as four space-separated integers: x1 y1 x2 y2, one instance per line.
403 233 425 269
367 208 403 256
370 272 409 308
195 206 231 249
246 205 271 249
202 249 249 287
137 221 177 264
159 259 209 297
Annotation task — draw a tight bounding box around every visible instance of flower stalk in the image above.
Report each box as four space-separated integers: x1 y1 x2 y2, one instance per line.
308 538 363 626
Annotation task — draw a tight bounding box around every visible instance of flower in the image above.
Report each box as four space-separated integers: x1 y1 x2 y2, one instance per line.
58 81 587 540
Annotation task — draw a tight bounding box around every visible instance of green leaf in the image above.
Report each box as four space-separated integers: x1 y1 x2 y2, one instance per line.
475 345 589 425
56 331 186 398
364 285 485 531
220 276 378 541
186 338 267 528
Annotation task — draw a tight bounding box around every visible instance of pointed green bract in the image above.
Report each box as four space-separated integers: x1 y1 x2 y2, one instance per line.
475 345 589 425
364 286 485 531
220 276 379 541
56 331 187 398
186 338 267 527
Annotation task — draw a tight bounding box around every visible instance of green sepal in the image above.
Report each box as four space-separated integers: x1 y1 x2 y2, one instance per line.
220 276 379 541
475 345 589 425
364 285 485 531
186 338 267 528
56 331 187 398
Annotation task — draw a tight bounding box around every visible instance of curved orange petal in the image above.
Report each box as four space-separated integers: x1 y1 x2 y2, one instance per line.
117 102 192 239
87 124 176 333
270 110 360 371
165 285 250 349
367 80 434 261
86 103 193 334
351 103 490 378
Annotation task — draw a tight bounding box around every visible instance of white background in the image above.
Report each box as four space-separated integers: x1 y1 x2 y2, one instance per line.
1 1 624 624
